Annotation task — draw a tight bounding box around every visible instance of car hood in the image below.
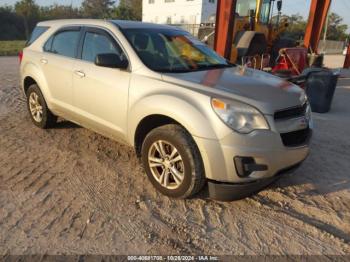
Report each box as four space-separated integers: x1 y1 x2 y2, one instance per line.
162 66 306 115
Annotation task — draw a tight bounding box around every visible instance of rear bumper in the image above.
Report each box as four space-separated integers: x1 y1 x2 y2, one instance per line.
207 163 302 201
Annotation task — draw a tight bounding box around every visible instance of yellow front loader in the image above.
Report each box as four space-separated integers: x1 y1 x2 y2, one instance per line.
199 0 290 65
229 0 289 64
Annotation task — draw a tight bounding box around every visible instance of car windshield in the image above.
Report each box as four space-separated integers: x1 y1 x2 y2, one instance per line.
121 28 232 73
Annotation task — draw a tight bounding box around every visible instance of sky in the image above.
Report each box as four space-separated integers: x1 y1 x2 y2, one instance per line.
1 0 350 31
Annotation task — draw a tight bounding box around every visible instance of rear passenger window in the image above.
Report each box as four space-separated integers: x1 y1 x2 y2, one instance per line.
51 30 80 58
82 31 123 63
26 26 49 47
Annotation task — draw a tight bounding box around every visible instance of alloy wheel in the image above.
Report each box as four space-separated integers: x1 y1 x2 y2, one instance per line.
28 92 43 123
148 140 185 190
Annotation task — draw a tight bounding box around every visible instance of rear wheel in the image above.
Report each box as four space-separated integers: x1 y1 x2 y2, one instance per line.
26 84 57 128
141 124 205 198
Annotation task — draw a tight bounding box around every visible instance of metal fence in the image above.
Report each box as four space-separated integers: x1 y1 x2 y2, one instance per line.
169 24 216 47
170 24 202 37
318 40 345 54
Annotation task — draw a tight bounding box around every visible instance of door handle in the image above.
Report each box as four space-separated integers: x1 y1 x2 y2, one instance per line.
40 58 48 64
74 70 85 78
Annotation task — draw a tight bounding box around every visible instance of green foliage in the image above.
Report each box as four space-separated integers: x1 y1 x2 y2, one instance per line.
0 0 142 41
111 0 142 21
119 0 142 20
39 5 82 20
81 0 115 18
0 40 26 56
326 12 348 41
15 0 40 39
112 5 136 20
0 6 26 40
15 0 39 18
281 12 348 42
282 14 307 41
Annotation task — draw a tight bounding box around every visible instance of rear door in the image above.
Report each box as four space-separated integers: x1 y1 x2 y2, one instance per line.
40 26 82 111
72 27 131 141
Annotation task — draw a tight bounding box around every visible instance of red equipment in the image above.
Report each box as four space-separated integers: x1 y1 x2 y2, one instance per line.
272 48 308 76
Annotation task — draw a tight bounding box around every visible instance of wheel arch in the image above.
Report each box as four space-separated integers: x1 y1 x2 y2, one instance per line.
128 95 220 150
129 95 224 183
23 76 37 95
134 114 188 157
21 62 52 105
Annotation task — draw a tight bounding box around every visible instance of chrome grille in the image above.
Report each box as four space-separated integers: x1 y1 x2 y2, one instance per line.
274 103 307 120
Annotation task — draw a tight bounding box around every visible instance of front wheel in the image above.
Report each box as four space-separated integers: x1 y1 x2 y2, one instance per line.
141 124 205 199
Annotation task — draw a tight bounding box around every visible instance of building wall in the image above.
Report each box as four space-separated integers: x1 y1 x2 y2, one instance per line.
201 0 217 23
142 0 217 25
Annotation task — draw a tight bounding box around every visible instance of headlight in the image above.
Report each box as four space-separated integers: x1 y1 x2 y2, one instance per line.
211 98 269 134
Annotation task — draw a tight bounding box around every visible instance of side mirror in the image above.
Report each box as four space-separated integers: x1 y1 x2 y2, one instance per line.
95 53 129 69
277 0 283 12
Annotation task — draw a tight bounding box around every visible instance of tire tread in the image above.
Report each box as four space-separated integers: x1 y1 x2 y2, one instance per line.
142 124 206 198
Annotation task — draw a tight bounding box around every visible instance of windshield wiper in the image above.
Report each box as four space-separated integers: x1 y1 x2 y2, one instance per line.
157 63 234 73
197 64 233 70
157 68 193 73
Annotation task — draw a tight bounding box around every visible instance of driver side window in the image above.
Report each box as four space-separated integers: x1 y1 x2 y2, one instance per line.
81 31 124 63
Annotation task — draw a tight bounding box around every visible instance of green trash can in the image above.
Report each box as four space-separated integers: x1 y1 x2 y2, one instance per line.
305 70 339 113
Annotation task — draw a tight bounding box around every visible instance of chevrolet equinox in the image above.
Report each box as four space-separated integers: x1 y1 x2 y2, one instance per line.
20 20 312 201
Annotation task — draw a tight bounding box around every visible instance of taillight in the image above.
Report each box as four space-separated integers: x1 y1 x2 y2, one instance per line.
19 51 23 64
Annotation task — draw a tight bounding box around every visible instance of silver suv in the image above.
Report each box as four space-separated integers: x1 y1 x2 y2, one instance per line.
20 20 312 201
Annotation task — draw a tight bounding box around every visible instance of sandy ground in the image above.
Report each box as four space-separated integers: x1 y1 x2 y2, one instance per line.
0 56 350 255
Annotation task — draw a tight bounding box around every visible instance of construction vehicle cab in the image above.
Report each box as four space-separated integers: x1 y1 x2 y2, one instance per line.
229 0 289 65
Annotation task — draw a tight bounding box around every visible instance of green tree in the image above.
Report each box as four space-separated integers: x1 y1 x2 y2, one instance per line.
39 4 82 20
325 12 348 41
112 5 135 20
81 0 115 18
0 6 25 40
15 0 39 39
121 0 142 20
112 0 142 20
283 14 307 41
280 12 348 42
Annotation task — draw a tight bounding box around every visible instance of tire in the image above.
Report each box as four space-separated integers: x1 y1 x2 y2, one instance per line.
141 124 205 199
26 84 57 129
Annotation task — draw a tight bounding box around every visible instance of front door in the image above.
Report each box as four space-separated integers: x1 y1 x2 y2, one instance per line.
72 27 130 141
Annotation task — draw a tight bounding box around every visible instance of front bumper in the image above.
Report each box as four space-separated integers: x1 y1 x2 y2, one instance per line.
194 128 311 183
207 162 302 201
192 99 312 200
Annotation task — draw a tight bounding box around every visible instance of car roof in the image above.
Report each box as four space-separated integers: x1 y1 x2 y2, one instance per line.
37 19 108 27
110 20 181 31
37 19 184 32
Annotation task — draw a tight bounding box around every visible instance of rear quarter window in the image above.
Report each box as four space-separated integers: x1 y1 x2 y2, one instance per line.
26 26 49 47
50 30 81 58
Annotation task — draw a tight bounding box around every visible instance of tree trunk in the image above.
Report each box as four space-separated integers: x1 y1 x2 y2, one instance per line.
23 16 29 40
